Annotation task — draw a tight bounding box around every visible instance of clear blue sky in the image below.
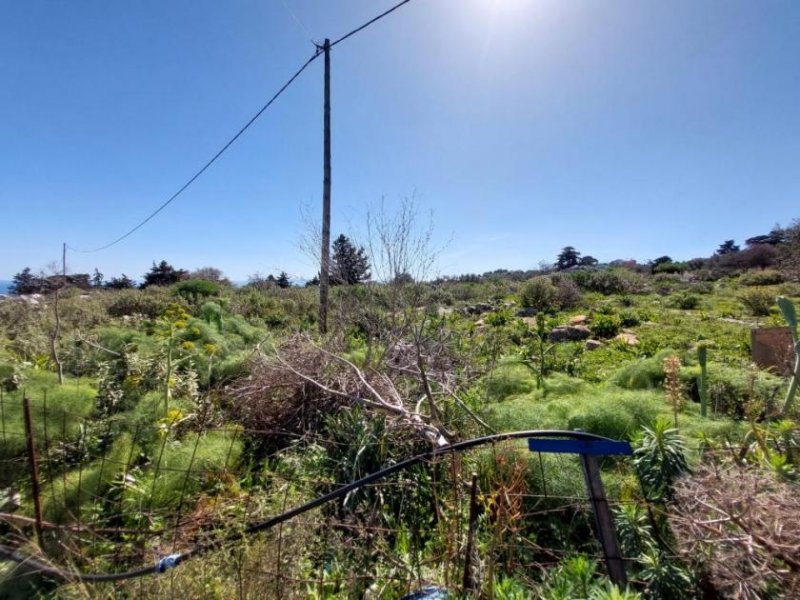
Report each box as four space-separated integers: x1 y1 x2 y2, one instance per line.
2 0 799 281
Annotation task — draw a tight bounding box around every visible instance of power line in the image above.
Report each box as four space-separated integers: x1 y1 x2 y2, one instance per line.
330 0 415 48
67 0 419 255
68 50 321 254
279 0 314 42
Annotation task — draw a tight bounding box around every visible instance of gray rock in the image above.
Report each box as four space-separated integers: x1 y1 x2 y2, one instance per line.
436 306 453 317
585 339 604 351
548 325 591 342
615 332 639 346
461 303 493 316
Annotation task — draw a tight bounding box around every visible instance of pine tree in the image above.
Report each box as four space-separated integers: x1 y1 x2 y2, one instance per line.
556 246 581 270
105 274 136 289
141 260 188 288
10 267 40 295
715 240 740 256
276 271 291 288
331 234 370 285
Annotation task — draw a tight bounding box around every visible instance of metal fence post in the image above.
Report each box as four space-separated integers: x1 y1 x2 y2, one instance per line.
580 453 626 586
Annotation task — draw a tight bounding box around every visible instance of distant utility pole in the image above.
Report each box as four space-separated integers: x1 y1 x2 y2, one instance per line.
51 242 65 384
318 38 332 335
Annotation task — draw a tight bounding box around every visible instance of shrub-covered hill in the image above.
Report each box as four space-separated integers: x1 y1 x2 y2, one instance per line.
1 258 799 598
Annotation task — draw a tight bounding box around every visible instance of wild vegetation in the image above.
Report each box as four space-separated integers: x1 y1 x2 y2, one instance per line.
2 217 800 598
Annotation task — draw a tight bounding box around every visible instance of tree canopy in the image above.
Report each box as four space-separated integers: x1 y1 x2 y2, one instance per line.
276 272 291 289
556 246 581 270
141 260 188 288
331 234 370 285
715 240 740 256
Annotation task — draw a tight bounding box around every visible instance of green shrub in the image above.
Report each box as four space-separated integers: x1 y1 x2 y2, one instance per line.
590 314 622 338
583 269 645 295
127 430 242 512
552 275 583 310
42 433 135 522
0 361 22 391
107 289 180 319
175 279 221 304
633 418 688 499
520 277 558 313
703 363 784 418
613 350 676 389
619 311 641 328
653 261 688 274
739 288 775 316
568 393 659 440
0 371 96 472
691 281 714 294
740 269 784 286
670 293 700 310
485 363 537 401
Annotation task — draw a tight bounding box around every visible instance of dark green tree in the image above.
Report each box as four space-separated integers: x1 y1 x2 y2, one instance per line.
276 271 291 289
105 274 136 289
331 234 370 285
555 246 581 270
91 268 104 288
578 255 598 267
141 260 188 288
10 267 41 295
715 240 740 256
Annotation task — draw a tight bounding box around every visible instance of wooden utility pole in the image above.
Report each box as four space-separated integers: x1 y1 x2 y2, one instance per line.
51 243 65 384
319 38 332 335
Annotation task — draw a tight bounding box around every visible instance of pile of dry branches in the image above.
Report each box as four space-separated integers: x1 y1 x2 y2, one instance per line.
227 334 458 448
670 463 800 598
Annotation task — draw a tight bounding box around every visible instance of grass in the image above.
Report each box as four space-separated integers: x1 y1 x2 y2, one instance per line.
0 370 96 482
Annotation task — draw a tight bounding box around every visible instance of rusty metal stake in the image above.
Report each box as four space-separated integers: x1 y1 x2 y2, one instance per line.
580 453 626 586
22 394 45 549
462 472 480 593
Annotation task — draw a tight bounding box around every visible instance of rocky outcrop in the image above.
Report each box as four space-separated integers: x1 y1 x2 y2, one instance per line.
615 332 639 346
585 339 604 351
548 325 591 342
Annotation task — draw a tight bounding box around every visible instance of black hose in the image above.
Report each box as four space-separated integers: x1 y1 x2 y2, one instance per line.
0 430 619 583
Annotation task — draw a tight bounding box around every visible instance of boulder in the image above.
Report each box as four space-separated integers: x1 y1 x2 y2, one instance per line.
549 325 591 343
461 303 493 316
568 315 589 326
615 332 639 346
516 307 536 318
585 339 604 351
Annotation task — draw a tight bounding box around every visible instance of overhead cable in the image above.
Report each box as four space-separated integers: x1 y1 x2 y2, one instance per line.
68 50 321 253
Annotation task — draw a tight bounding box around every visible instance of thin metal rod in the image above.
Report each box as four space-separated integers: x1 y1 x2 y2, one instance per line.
462 472 479 593
22 395 45 548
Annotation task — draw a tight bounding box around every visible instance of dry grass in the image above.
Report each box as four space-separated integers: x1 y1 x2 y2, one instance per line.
670 463 800 599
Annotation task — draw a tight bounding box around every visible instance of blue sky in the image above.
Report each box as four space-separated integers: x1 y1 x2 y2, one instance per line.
2 0 799 281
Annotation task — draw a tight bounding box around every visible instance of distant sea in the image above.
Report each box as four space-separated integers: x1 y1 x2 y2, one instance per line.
0 280 12 294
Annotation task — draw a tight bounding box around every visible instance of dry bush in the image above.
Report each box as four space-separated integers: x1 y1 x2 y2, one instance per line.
670 463 800 599
225 334 455 451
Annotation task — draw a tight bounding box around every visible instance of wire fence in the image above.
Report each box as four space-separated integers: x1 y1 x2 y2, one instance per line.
0 390 657 598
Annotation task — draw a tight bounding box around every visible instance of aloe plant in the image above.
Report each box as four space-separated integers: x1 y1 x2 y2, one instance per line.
697 344 709 417
778 296 800 415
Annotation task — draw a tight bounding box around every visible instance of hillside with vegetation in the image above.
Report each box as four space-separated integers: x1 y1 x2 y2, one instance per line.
2 218 800 599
